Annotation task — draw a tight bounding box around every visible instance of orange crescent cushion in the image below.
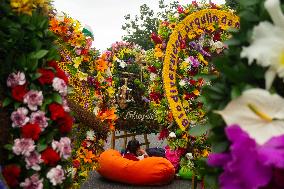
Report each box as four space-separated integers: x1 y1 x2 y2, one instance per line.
98 149 175 185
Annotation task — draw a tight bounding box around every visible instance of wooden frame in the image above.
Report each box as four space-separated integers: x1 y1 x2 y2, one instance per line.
111 130 150 149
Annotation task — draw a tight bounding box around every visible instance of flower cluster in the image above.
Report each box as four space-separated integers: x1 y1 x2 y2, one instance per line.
2 66 73 188
10 0 51 15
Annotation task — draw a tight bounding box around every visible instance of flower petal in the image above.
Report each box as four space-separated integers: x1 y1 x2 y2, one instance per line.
265 67 277 89
265 0 284 28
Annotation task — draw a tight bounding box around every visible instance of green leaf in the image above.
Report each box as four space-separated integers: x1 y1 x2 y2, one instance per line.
14 102 21 109
2 97 12 107
52 93 62 104
31 49 48 59
4 144 13 151
8 154 15 160
30 73 42 81
37 143 47 152
189 124 211 137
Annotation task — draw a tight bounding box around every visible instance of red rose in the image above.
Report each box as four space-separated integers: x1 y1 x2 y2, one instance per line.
41 147 60 166
11 85 27 102
56 113 73 134
2 164 21 188
72 159 80 168
21 123 41 141
38 68 55 85
48 60 68 84
49 103 65 120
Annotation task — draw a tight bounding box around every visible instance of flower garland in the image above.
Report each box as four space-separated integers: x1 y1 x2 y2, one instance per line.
1 1 73 188
145 2 238 178
205 0 284 188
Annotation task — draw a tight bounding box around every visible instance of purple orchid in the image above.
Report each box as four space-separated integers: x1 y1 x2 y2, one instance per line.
208 125 284 189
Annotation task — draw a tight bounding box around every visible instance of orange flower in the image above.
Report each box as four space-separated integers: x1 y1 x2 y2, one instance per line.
96 58 108 72
79 149 96 164
98 108 117 121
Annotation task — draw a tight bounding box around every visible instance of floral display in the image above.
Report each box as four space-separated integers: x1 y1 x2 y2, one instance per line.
144 1 238 178
203 0 284 188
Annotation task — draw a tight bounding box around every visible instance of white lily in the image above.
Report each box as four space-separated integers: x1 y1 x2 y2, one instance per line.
241 0 284 89
217 88 284 144
118 60 127 68
169 132 176 138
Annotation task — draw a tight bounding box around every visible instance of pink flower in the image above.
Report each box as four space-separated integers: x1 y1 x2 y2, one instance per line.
23 90 43 111
62 98 70 112
10 107 29 128
12 138 35 156
46 165 65 186
30 111 49 130
52 137 71 159
7 72 26 87
20 174 43 189
75 48 82 55
25 151 43 171
165 146 186 170
52 77 67 96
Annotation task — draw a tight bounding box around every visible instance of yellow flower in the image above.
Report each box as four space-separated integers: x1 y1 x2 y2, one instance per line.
10 0 33 15
198 53 208 66
202 150 209 157
180 61 189 70
107 87 115 97
73 57 82 69
77 71 88 81
183 100 189 108
79 171 89 178
196 29 204 35
193 89 200 96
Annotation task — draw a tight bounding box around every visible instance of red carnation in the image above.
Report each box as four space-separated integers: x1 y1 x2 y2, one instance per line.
49 103 66 120
73 159 80 168
56 112 73 134
48 60 59 70
48 60 68 84
148 66 157 73
151 32 162 44
11 84 28 102
21 123 41 141
38 68 55 85
2 164 21 188
41 147 60 166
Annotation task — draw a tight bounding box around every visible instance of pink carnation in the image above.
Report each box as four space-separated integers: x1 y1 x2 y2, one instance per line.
52 77 67 96
62 98 70 112
46 165 65 186
12 138 35 157
23 90 43 111
25 151 43 171
10 107 29 128
30 111 49 130
52 137 71 159
20 174 43 189
7 72 26 87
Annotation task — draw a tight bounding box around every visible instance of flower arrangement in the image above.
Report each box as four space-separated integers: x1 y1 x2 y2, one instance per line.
145 2 237 177
0 1 73 188
204 0 284 188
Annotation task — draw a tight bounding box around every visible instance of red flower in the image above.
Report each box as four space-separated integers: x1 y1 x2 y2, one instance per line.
151 32 162 44
11 84 27 102
49 103 65 120
48 60 68 84
180 40 186 49
21 123 41 141
73 159 80 168
2 165 21 188
38 68 55 85
213 32 221 41
177 5 184 14
81 141 87 148
41 147 60 166
184 93 195 100
158 128 169 140
56 112 73 134
210 3 218 9
148 66 157 73
192 1 198 7
81 49 88 55
149 92 162 103
189 79 196 85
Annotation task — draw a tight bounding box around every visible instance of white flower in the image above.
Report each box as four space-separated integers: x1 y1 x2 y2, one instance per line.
93 106 100 116
174 13 180 18
217 88 284 145
52 77 67 96
185 153 193 160
55 12 65 22
150 73 157 81
117 59 127 68
169 132 176 138
241 0 284 89
52 137 72 159
179 79 187 87
86 130 95 140
47 165 65 186
212 41 224 50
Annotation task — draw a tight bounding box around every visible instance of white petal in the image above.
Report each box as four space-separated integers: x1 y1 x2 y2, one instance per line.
265 0 284 28
265 67 276 89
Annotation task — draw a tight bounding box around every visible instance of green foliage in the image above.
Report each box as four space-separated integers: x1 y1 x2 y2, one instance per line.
225 0 240 10
122 0 178 50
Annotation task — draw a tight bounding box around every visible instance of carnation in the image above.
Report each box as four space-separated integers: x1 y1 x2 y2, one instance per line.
46 165 66 186
30 111 49 130
21 123 41 141
11 84 28 101
52 77 67 96
6 71 26 87
25 151 43 171
11 107 29 128
41 147 60 166
23 90 43 111
20 174 43 189
56 113 73 134
37 68 55 85
62 98 70 112
52 137 72 159
48 103 65 120
2 164 21 188
12 138 35 156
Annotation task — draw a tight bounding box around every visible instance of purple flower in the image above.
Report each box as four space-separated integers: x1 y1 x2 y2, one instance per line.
208 125 284 189
12 138 35 157
23 90 43 111
25 151 43 171
6 72 26 87
142 96 150 103
52 77 67 96
30 111 49 130
52 137 71 159
10 107 29 128
46 165 65 186
189 56 200 68
20 174 43 189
